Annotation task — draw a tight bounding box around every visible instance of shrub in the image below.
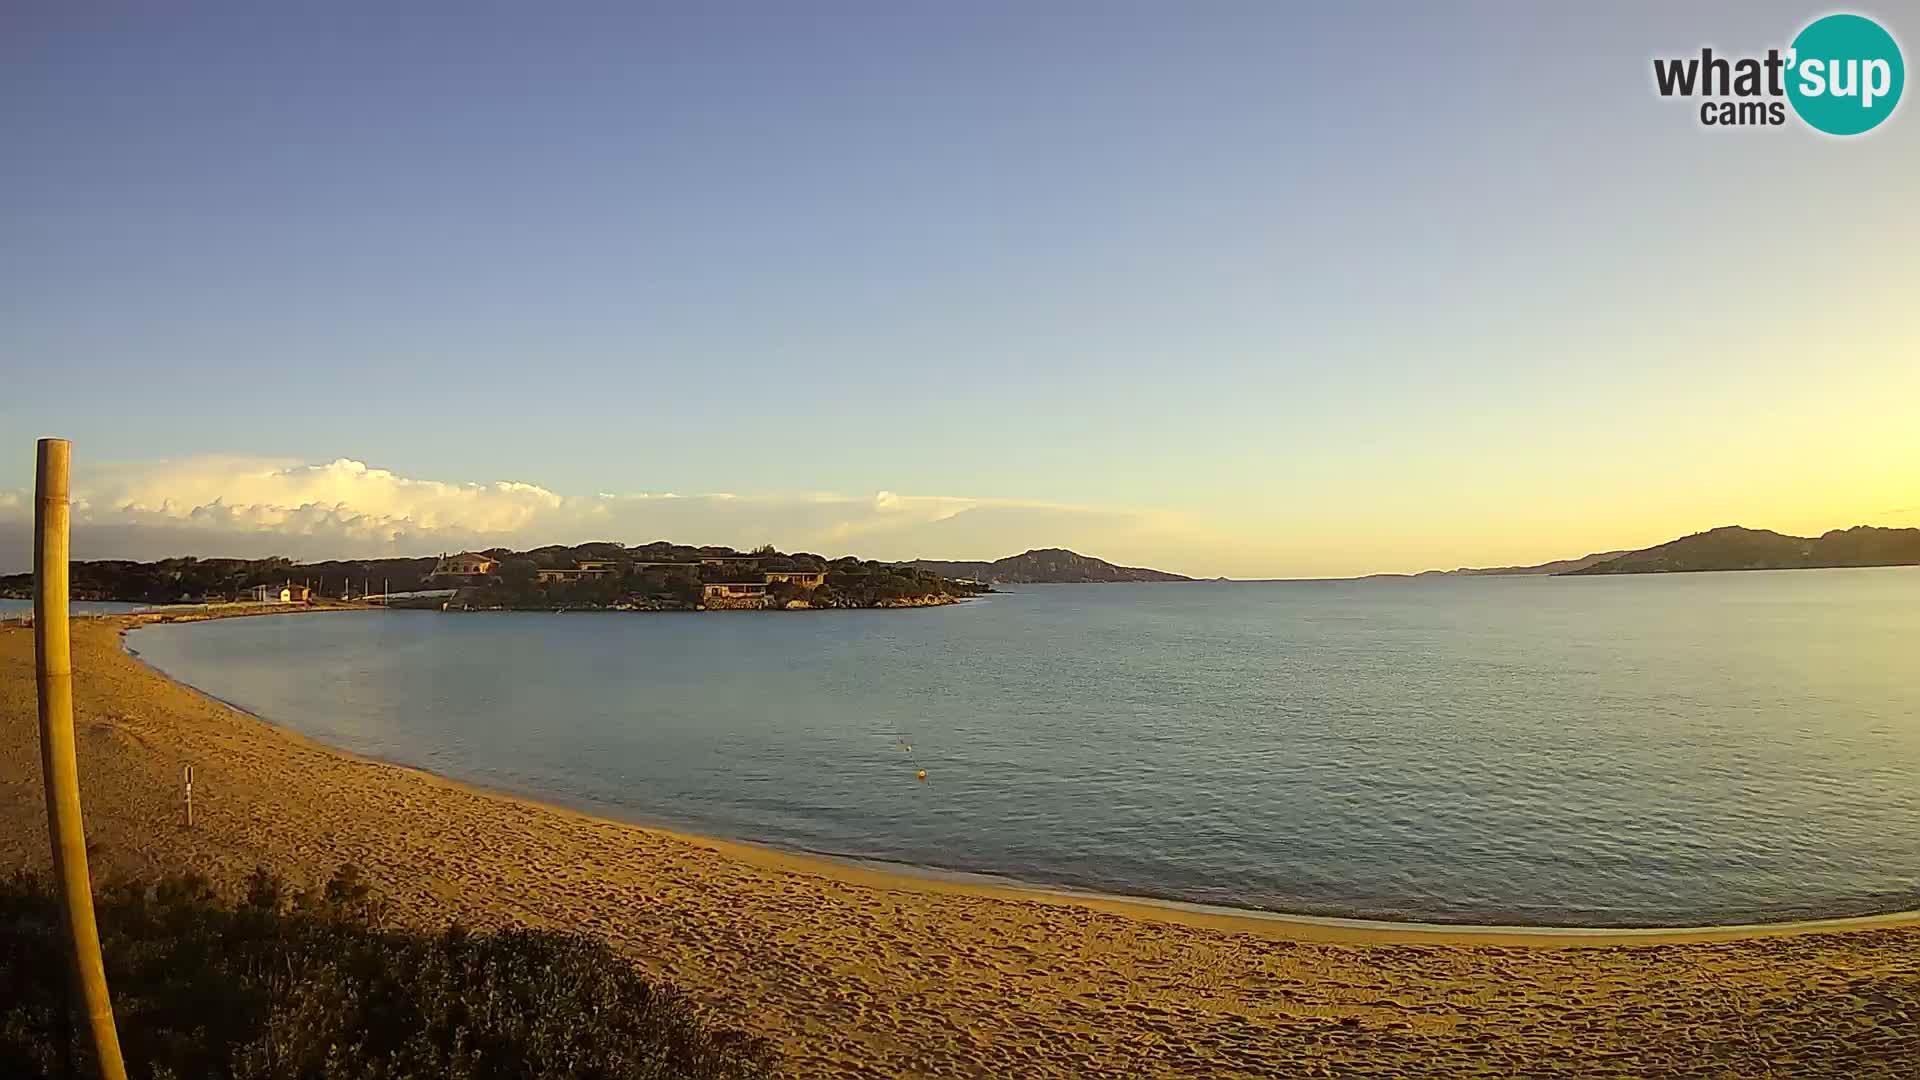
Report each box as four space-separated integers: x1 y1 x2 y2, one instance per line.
0 867 777 1080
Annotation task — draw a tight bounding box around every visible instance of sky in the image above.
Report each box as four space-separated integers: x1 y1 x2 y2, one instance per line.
2 3 1915 578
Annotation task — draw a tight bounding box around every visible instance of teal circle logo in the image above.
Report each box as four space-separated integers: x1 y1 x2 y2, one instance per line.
1787 14 1904 135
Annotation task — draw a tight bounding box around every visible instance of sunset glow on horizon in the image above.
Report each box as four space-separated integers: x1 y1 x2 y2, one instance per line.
3 3 1914 578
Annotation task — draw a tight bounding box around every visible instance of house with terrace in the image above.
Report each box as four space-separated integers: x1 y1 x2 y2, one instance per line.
701 582 769 607
432 552 497 577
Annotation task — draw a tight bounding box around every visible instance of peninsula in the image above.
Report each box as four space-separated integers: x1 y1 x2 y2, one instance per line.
0 542 984 612
1562 525 1920 576
1383 525 1920 580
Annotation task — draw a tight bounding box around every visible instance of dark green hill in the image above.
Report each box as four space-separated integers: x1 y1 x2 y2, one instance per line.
909 548 1189 583
1369 550 1630 579
1564 525 1920 575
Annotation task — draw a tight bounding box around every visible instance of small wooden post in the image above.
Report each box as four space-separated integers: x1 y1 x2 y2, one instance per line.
183 764 193 829
34 438 130 1080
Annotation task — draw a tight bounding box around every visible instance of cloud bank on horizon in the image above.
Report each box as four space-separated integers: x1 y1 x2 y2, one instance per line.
3 454 1911 579
0 455 1194 573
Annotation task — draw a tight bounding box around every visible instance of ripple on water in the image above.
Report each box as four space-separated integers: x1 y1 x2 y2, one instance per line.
128 570 1920 926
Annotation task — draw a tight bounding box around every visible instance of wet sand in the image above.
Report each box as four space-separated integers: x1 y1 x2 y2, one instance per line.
2 616 1916 1077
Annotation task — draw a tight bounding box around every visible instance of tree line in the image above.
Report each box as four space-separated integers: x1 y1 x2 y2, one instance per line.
0 544 985 610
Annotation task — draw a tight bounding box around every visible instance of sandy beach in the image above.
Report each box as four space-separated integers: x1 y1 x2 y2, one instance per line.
3 615 1916 1077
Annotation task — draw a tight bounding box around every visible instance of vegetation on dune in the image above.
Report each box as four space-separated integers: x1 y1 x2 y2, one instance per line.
0 866 778 1080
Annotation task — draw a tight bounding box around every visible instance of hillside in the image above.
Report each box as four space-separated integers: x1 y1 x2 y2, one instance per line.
1371 550 1630 579
1564 525 1920 575
909 548 1190 583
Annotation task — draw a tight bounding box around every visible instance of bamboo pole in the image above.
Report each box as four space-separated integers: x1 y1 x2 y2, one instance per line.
34 438 130 1080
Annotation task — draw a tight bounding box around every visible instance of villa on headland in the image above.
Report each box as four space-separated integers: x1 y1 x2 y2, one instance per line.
432 552 497 577
702 571 827 609
702 582 768 603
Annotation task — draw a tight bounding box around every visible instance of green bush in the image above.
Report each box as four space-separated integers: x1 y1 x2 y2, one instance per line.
0 866 778 1080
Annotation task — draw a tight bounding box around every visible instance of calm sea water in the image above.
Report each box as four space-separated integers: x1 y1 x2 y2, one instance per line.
128 570 1920 927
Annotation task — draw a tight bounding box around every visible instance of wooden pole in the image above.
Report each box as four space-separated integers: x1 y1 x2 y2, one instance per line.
34 438 130 1080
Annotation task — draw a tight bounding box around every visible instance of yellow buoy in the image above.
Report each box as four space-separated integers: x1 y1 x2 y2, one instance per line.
916 770 928 782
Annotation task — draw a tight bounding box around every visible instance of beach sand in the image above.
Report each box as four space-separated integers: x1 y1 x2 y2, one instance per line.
2 616 1916 1077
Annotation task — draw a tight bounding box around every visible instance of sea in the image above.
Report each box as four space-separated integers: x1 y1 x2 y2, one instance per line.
124 568 1920 927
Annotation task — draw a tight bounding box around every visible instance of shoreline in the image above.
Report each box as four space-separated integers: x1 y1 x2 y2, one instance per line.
5 613 1917 1076
117 610 1920 941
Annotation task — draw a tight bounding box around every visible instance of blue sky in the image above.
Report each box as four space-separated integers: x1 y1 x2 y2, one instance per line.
2 4 1915 576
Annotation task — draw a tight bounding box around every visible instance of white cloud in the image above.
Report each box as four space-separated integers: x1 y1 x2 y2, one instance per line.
93 457 564 537
0 454 1200 572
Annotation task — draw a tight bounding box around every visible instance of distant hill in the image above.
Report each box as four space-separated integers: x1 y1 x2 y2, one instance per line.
1369 550 1630 579
908 548 1190 583
1563 525 1920 575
